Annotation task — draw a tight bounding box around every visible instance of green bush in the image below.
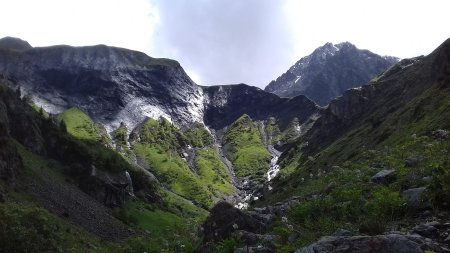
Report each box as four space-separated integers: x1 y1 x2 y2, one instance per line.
0 204 63 252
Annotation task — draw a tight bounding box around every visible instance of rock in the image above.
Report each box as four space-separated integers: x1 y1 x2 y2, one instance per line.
404 156 423 167
444 234 450 243
233 231 279 249
295 233 443 253
288 232 299 243
234 245 274 253
333 229 354 237
201 202 265 243
432 129 449 140
422 210 433 217
402 187 426 208
413 222 439 238
371 169 396 185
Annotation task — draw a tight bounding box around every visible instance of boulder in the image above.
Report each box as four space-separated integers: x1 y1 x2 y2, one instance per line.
413 222 440 238
404 156 423 167
402 187 426 208
201 202 265 243
295 233 444 253
371 169 396 185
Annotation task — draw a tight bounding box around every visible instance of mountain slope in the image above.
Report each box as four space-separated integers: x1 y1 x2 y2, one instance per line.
265 42 398 106
0 38 204 132
248 38 450 251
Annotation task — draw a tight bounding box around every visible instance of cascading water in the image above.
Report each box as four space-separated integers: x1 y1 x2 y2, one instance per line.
235 146 281 209
125 170 134 196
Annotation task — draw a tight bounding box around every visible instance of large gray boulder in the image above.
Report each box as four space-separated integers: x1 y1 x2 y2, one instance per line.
371 169 396 185
295 233 444 253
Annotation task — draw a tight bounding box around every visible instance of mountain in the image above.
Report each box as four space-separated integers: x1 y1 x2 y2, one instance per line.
1 35 450 252
265 42 398 106
0 38 204 132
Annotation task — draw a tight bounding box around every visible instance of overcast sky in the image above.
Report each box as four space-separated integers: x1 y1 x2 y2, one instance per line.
1 0 449 88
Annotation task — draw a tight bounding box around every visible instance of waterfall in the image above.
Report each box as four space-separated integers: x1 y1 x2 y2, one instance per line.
125 170 134 196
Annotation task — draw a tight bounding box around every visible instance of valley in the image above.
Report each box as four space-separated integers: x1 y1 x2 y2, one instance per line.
0 36 450 253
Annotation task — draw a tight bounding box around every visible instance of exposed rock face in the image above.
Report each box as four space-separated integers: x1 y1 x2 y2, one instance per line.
295 233 444 253
265 42 398 106
0 40 204 132
203 84 319 130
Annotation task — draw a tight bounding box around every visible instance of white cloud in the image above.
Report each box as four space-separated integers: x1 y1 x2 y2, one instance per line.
0 0 157 53
1 0 449 88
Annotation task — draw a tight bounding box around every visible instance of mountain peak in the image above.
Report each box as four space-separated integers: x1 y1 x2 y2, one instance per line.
265 42 398 106
0 37 32 51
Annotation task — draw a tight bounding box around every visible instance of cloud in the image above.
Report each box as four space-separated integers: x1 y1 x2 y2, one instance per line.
149 0 296 87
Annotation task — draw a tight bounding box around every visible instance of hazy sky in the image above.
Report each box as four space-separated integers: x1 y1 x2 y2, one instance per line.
1 0 449 88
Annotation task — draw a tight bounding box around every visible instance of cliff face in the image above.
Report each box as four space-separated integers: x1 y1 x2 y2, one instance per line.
0 39 204 132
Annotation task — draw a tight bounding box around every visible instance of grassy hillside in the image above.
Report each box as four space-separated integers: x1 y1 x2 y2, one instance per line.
257 48 450 251
58 107 110 145
223 114 271 178
132 118 234 208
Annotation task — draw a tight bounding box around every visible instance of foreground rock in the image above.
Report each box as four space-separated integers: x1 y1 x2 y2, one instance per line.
197 201 265 252
296 233 445 253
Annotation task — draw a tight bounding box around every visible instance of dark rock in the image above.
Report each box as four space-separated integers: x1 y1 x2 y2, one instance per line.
371 169 396 185
444 234 450 243
79 166 131 207
413 222 439 238
0 37 32 51
233 231 279 249
235 246 274 253
333 229 354 237
432 129 449 140
295 233 444 253
201 202 265 243
402 187 426 208
404 156 424 167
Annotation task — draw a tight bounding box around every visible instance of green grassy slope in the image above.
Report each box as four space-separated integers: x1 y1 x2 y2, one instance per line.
223 114 271 178
258 44 450 251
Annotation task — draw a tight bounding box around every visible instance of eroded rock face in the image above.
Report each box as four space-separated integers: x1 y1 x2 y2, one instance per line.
296 233 444 253
0 41 204 132
203 84 320 130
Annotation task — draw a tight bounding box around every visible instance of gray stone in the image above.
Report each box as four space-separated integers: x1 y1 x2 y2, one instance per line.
371 169 396 185
404 156 423 167
413 222 439 238
333 229 354 237
295 233 442 253
402 187 426 208
235 246 274 253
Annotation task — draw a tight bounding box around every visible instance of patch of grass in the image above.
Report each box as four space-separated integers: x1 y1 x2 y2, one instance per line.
196 148 234 197
58 107 110 144
134 144 213 208
184 123 213 148
223 114 270 178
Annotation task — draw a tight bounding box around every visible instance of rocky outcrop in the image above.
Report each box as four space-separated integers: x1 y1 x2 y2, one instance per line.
295 233 445 253
0 37 32 51
0 39 204 132
203 84 320 130
79 166 133 207
201 202 265 243
265 42 398 106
